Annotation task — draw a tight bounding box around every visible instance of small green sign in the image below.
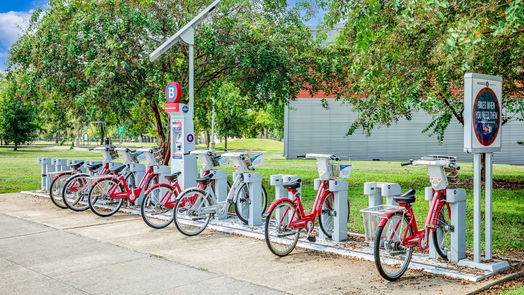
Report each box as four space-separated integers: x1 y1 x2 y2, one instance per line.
118 126 125 135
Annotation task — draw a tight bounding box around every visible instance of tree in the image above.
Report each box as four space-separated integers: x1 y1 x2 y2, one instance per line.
214 82 249 150
7 0 321 162
317 0 524 140
0 80 39 150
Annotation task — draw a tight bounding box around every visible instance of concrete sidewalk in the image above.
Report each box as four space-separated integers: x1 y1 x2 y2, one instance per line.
0 213 282 295
0 193 498 294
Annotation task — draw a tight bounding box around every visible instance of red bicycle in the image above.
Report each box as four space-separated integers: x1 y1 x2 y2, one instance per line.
374 156 459 281
264 154 347 256
140 172 183 229
49 161 87 209
87 148 162 217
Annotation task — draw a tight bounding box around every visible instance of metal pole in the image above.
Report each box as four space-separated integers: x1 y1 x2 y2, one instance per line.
473 153 482 263
485 152 493 259
211 96 215 149
189 44 195 123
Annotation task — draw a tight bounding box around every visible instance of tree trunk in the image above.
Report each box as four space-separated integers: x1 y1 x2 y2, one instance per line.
14 142 18 151
224 137 228 150
204 131 210 149
148 98 170 165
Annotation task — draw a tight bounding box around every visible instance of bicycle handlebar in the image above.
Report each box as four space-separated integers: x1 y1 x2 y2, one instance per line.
449 163 461 170
330 155 340 161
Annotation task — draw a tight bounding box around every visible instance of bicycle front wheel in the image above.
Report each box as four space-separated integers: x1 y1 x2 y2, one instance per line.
88 178 123 217
62 174 91 211
234 183 268 224
318 193 350 239
374 212 414 281
49 173 73 209
173 188 213 236
264 201 300 256
432 203 452 260
141 184 177 229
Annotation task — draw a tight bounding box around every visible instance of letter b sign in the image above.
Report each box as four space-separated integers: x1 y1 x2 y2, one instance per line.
165 82 182 103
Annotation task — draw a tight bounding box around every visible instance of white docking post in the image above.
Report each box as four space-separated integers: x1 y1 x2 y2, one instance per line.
318 179 349 242
212 170 228 220
38 158 53 191
243 172 263 226
363 182 402 207
426 187 467 262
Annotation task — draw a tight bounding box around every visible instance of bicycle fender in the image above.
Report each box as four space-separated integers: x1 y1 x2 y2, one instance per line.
144 183 167 196
53 171 73 181
267 198 294 213
377 210 404 227
90 175 119 187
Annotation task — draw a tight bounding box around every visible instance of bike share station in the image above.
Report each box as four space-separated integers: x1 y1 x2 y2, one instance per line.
27 0 516 280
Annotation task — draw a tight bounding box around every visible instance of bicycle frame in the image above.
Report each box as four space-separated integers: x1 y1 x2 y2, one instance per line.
144 178 183 209
379 189 451 251
65 163 110 193
95 166 156 203
199 171 239 210
268 180 334 231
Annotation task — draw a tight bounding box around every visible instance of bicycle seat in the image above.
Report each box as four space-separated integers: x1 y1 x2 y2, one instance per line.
195 173 214 184
165 172 182 182
69 161 84 169
87 163 103 170
393 189 416 204
110 165 126 174
283 178 302 189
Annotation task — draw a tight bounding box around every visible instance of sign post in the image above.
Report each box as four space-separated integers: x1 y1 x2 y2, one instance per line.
163 82 197 189
149 0 221 189
459 73 509 272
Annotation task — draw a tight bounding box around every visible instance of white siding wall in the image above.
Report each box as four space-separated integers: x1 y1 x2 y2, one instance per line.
284 99 524 164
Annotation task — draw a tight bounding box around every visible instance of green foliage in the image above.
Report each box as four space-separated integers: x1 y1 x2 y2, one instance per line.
0 81 39 150
6 0 319 159
318 0 524 140
214 83 249 148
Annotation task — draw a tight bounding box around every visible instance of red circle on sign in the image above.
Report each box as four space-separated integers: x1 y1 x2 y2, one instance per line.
472 87 500 146
165 82 182 103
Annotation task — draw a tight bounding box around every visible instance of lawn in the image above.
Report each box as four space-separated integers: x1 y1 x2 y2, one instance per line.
0 139 522 257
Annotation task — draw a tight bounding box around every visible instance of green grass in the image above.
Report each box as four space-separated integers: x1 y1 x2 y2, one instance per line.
501 286 524 295
1 138 523 257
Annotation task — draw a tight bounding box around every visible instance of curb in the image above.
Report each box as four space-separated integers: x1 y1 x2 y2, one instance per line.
466 269 524 295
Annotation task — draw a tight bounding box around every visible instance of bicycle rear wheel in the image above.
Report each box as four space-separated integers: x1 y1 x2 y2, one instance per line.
88 178 123 217
62 174 91 211
235 183 268 224
173 188 213 236
374 212 414 281
432 203 452 260
264 201 300 256
49 173 72 209
141 184 177 229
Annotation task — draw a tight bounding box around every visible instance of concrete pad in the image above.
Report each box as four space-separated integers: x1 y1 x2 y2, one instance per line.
0 213 54 239
160 276 284 295
55 256 222 295
0 209 283 295
1 277 88 295
1 193 504 294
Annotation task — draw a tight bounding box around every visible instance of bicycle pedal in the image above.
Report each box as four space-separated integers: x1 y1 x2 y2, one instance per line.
306 236 316 243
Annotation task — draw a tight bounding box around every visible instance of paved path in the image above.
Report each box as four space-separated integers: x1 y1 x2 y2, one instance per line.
0 193 494 294
0 213 282 294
